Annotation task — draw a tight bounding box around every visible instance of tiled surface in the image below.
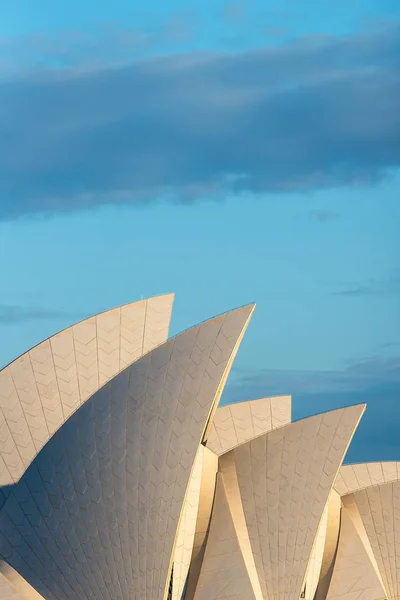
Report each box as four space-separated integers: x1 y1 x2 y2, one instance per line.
0 304 254 600
230 405 365 600
206 396 291 456
348 480 400 600
193 473 256 600
0 294 174 487
334 462 400 496
218 452 264 600
326 505 385 600
1 295 388 600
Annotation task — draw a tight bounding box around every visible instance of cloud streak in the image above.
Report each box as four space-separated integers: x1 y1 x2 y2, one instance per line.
223 355 400 462
333 272 400 297
225 354 400 400
1 26 399 219
309 209 340 222
0 305 83 325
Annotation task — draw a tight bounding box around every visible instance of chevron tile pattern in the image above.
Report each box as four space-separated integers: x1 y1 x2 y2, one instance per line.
217 451 264 600
230 405 365 600
193 474 256 600
0 294 174 487
348 480 400 600
334 462 400 496
206 396 291 456
1 294 395 600
326 505 385 600
0 304 254 600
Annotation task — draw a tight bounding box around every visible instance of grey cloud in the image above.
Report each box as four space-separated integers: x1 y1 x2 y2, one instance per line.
0 26 400 219
160 17 192 43
221 3 246 22
293 384 400 463
309 209 340 222
333 272 400 297
0 305 83 325
224 354 400 401
223 355 400 462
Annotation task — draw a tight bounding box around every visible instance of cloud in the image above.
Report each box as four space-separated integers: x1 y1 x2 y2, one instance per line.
309 209 340 222
294 383 400 463
161 18 191 43
0 26 399 219
333 271 400 296
223 355 400 462
222 3 246 22
0 305 83 325
224 354 400 400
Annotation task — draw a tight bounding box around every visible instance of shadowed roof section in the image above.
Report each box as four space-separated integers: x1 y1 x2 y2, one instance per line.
334 462 400 496
205 395 291 455
193 472 258 600
0 293 174 488
0 303 255 600
326 502 385 600
220 404 366 600
344 481 400 600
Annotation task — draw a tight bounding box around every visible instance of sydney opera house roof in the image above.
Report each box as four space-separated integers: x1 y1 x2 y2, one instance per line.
0 294 398 600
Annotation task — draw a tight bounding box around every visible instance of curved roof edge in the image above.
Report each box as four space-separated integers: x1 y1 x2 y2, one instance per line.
216 402 366 457
0 302 255 600
205 394 292 455
0 293 174 487
0 561 45 599
203 404 366 600
334 461 400 496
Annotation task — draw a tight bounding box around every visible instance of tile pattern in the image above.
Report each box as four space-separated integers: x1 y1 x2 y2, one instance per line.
218 452 264 600
0 294 174 487
326 505 385 600
349 480 400 600
172 448 204 600
186 396 291 599
193 473 256 600
0 304 254 600
334 462 400 496
231 405 365 600
205 396 291 456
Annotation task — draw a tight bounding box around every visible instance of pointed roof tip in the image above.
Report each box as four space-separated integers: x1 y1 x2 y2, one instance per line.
232 301 256 314
348 402 367 415
344 402 367 410
226 301 256 325
154 292 175 299
206 302 255 324
130 291 175 305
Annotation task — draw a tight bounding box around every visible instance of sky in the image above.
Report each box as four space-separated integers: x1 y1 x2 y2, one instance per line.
0 0 399 463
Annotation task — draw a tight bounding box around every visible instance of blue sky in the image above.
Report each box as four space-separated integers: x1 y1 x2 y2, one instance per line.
0 0 399 462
